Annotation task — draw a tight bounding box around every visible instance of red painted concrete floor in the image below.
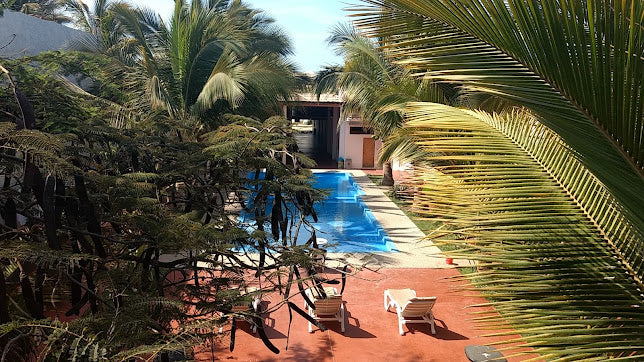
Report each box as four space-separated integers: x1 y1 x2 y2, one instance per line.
195 268 532 361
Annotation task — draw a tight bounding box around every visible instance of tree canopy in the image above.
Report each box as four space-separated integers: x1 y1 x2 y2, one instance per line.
0 2 343 359
352 0 644 359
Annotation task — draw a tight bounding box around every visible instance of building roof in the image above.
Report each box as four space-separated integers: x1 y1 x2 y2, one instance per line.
291 92 343 104
0 10 86 58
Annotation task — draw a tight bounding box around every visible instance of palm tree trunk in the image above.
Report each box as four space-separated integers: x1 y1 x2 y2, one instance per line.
381 161 395 186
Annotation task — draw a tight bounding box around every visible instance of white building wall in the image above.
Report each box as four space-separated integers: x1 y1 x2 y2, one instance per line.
338 119 383 169
0 10 86 58
392 159 412 172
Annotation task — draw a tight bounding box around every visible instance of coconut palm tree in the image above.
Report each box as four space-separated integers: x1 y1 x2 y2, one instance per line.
354 0 644 359
356 0 644 225
317 24 453 185
103 0 297 135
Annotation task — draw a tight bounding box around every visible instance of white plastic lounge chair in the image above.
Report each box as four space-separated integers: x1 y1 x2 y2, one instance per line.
384 288 436 335
304 286 345 333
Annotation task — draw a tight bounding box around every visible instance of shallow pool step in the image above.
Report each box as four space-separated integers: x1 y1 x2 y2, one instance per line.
324 238 394 253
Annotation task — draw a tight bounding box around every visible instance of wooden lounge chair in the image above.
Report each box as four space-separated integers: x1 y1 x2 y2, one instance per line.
304 286 345 333
225 286 262 334
384 288 436 335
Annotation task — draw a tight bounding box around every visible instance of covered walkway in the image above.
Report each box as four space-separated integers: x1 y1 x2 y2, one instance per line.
286 93 342 168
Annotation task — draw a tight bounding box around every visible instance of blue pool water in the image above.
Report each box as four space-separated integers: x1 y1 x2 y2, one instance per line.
242 172 395 253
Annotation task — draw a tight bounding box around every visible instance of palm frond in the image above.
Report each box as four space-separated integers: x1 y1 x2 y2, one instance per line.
238 53 297 115
353 0 644 227
403 102 644 360
193 50 247 112
324 22 454 144
379 127 433 165
313 65 342 96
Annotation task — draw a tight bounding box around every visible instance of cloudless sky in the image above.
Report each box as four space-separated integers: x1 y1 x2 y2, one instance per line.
124 0 352 73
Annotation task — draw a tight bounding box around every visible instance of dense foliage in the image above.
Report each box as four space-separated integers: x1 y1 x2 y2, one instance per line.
0 51 337 360
354 0 644 359
0 1 344 359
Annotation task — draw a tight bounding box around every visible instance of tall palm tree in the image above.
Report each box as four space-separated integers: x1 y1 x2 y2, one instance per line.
102 0 297 134
355 0 644 359
317 24 452 185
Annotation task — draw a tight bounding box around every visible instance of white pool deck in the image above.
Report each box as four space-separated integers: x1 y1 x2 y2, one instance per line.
319 170 455 269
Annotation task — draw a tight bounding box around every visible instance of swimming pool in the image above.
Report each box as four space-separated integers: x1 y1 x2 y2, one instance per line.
241 171 395 253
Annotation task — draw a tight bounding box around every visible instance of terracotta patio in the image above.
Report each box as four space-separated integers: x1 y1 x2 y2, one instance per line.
191 170 531 361
195 268 527 361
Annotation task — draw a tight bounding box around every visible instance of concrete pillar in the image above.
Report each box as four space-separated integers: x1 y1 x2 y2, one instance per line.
331 106 340 160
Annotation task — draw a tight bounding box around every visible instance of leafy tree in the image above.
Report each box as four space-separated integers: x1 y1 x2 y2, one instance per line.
0 51 341 361
354 0 644 359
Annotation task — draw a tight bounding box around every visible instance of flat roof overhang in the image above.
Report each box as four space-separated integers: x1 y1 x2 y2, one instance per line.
286 101 342 107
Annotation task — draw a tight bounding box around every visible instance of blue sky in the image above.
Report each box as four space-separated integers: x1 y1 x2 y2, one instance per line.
126 0 351 72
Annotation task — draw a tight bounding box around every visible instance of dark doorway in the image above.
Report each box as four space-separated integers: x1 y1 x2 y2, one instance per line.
287 103 340 168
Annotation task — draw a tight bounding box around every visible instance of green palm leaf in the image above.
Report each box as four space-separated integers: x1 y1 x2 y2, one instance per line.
194 49 247 112
353 0 644 229
403 102 643 360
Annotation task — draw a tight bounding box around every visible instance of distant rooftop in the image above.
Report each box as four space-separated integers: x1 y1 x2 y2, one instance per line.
0 10 86 58
292 92 342 104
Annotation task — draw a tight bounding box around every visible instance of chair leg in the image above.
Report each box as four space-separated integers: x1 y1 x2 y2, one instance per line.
340 303 346 333
384 291 389 311
398 314 405 335
430 311 436 335
252 297 261 334
308 306 313 333
421 314 436 335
